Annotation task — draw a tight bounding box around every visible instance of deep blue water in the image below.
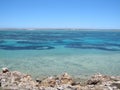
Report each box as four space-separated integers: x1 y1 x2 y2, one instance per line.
0 30 120 78
0 30 120 51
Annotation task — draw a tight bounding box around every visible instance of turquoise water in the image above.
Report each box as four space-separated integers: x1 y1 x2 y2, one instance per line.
0 30 120 79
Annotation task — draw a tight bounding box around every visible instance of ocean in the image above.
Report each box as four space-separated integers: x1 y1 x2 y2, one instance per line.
0 29 120 79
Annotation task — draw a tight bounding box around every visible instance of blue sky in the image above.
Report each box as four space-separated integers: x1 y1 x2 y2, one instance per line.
0 0 120 29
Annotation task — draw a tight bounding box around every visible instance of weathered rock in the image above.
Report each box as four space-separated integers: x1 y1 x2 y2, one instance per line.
0 68 120 90
110 76 120 81
0 68 39 90
60 73 73 85
2 67 9 73
87 73 111 85
39 76 56 87
38 73 74 87
111 81 120 89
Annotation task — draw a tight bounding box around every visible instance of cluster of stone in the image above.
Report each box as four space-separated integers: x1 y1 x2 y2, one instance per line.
0 68 120 90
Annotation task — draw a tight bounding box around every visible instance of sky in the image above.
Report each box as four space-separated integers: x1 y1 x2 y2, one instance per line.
0 0 120 29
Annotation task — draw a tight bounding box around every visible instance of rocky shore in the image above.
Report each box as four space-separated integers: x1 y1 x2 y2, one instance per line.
0 68 120 90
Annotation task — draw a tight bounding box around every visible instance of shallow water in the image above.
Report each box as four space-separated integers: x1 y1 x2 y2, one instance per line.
0 30 120 79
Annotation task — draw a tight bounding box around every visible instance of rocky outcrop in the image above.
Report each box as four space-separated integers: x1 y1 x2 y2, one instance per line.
0 68 120 90
0 70 37 89
38 73 74 87
83 73 120 90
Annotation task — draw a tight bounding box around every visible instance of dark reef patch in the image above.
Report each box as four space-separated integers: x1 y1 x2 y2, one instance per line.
17 41 43 44
65 43 120 51
0 40 5 43
0 45 55 50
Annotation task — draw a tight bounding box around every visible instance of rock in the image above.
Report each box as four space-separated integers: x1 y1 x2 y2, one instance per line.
87 73 111 85
39 77 56 87
0 68 120 90
2 67 9 73
38 73 74 87
57 86 64 90
36 79 42 83
87 79 101 85
110 76 120 81
60 73 73 85
111 81 120 89
0 69 38 90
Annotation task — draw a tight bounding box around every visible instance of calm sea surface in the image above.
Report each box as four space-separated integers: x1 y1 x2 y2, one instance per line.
0 30 120 79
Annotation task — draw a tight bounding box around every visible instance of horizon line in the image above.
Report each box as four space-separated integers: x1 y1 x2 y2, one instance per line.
0 27 120 30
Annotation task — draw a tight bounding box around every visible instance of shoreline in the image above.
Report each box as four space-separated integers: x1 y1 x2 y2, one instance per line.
0 68 120 90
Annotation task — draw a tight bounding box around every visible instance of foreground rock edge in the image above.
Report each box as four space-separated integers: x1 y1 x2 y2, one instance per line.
0 68 120 90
